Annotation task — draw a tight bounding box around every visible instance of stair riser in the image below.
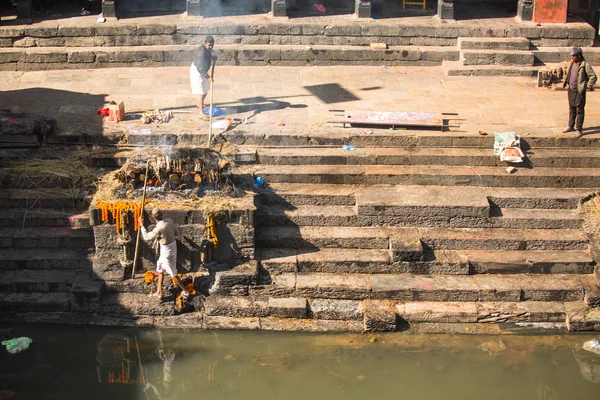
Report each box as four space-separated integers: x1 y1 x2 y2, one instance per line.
262 260 593 275
0 216 90 229
488 197 579 210
256 236 389 249
458 38 531 51
260 192 579 210
0 259 93 270
2 282 73 293
256 237 586 251
258 173 600 188
258 155 600 168
461 52 535 66
0 294 70 312
258 192 356 206
0 237 94 249
128 132 600 148
258 215 581 230
1 198 90 209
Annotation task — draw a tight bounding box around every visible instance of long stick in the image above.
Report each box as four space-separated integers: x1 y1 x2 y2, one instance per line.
134 334 150 400
207 59 216 149
132 160 150 279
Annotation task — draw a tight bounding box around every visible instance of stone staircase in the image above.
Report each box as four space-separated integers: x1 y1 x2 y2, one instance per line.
0 148 103 320
443 37 539 76
204 138 600 332
0 20 596 73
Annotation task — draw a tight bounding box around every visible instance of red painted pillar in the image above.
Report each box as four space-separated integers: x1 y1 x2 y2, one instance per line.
533 0 569 23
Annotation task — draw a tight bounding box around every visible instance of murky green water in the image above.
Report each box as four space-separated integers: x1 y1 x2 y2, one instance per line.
1 324 600 399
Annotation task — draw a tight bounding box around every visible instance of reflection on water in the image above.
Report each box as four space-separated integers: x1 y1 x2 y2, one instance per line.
1 324 600 399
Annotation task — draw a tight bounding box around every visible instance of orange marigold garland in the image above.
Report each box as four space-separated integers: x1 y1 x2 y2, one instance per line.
96 200 152 233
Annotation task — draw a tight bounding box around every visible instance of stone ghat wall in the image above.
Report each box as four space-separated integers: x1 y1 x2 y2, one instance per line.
89 207 255 282
0 23 594 48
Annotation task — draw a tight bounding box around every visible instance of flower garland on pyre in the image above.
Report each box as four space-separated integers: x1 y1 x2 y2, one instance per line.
96 200 152 233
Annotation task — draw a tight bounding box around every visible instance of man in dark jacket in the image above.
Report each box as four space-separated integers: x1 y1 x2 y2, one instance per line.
190 36 215 113
562 47 597 138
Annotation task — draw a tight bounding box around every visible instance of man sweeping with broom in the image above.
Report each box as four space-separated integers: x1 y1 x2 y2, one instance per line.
139 208 189 299
190 35 215 115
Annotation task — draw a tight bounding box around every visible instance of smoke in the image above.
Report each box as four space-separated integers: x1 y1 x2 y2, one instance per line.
202 0 270 17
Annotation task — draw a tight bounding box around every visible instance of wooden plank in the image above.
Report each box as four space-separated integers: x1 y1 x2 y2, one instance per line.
344 111 444 128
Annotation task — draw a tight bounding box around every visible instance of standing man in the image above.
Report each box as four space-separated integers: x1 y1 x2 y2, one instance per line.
190 36 215 114
562 47 597 138
139 208 189 299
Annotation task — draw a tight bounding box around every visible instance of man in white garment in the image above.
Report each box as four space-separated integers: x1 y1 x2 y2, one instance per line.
139 208 189 298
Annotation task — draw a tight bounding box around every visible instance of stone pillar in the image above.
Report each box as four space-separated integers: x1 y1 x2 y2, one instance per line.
517 0 533 21
355 0 371 18
16 0 32 23
187 0 201 16
437 0 454 19
272 0 287 17
101 0 116 18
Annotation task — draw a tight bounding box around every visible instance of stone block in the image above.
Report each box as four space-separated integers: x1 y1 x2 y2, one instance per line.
355 0 371 18
259 317 361 332
155 313 204 328
398 302 478 323
92 257 127 281
23 27 58 38
89 314 155 327
204 315 260 330
520 275 584 301
186 0 201 16
70 271 104 311
97 292 174 316
23 52 67 63
309 298 363 320
213 262 258 287
268 297 307 318
565 302 600 331
581 275 600 307
94 25 137 36
296 273 371 299
68 51 95 63
473 275 522 301
391 238 424 261
248 273 296 297
204 296 268 317
0 52 21 63
0 292 70 312
363 300 396 331
437 0 454 20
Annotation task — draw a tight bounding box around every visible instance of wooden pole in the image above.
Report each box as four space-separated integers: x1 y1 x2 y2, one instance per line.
132 160 150 279
207 59 216 149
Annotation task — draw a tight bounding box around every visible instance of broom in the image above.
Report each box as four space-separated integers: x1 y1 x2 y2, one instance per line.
132 160 150 279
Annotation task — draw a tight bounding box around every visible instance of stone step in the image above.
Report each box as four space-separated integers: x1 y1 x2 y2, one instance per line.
256 147 600 168
0 227 94 249
443 60 539 77
460 49 535 66
260 183 589 209
0 209 90 228
0 269 77 292
1 23 594 49
0 248 94 270
0 44 457 71
256 226 588 251
288 272 587 301
253 164 600 188
257 203 580 229
127 128 600 149
259 183 358 206
258 248 594 275
94 292 175 316
457 37 531 51
0 292 70 312
0 188 90 210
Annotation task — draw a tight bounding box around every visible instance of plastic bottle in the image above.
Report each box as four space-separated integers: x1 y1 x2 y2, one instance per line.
253 177 264 188
2 337 32 354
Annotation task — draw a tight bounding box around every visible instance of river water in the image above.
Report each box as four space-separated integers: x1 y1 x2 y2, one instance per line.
1 324 600 400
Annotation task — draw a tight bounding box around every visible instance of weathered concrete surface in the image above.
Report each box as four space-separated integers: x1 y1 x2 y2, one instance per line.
308 298 364 320
267 297 307 318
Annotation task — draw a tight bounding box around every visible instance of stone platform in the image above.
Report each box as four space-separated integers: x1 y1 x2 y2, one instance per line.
0 12 597 75
1 62 600 332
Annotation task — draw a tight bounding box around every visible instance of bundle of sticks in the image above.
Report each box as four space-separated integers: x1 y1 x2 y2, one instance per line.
142 109 173 125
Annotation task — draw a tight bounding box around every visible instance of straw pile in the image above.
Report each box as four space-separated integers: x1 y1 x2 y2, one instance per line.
3 148 99 190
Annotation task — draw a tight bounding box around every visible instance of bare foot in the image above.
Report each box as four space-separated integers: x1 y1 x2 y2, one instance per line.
149 293 164 299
